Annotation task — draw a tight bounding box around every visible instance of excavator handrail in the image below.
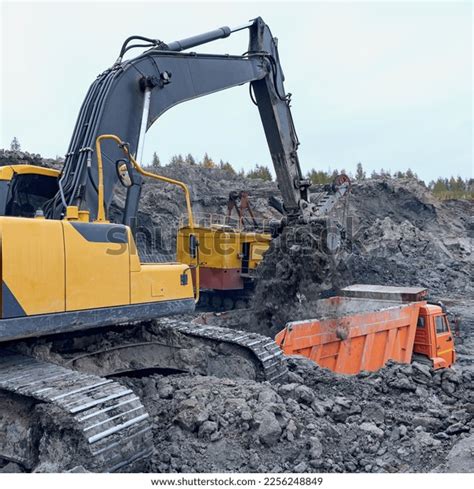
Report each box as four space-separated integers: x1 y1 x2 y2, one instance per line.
95 134 199 302
179 212 273 235
95 134 194 227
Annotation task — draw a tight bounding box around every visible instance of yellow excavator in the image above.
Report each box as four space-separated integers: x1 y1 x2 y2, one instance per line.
0 18 347 472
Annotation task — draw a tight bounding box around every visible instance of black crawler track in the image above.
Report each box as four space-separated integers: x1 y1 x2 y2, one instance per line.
0 349 153 472
170 321 288 383
0 321 287 471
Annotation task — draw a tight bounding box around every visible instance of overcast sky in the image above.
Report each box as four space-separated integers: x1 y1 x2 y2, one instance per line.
1 1 472 182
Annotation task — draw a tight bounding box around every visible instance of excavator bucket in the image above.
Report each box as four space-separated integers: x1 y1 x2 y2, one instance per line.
275 296 424 375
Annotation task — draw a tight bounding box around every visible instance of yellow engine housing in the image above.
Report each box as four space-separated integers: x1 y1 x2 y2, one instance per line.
0 217 194 333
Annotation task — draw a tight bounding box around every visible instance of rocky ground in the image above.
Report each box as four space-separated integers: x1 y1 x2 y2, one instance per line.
0 157 472 473
122 351 473 473
0 149 61 169
248 178 473 337
113 165 474 473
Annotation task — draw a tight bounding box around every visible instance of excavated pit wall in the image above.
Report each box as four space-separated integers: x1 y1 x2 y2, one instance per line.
0 155 472 473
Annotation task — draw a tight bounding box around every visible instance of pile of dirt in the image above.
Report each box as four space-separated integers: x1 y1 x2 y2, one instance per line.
2 319 472 474
249 178 473 335
0 149 61 169
248 221 353 337
341 179 473 298
119 353 473 473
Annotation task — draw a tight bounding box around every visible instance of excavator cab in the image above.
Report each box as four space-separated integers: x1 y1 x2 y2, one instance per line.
0 165 60 217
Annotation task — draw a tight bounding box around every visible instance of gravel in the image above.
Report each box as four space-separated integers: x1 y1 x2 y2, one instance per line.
119 352 473 473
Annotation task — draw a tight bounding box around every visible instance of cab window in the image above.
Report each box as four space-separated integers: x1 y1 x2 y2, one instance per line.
417 317 425 328
5 173 58 217
435 315 448 334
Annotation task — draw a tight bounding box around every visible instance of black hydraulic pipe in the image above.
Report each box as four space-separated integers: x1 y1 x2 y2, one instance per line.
166 21 252 52
167 26 232 52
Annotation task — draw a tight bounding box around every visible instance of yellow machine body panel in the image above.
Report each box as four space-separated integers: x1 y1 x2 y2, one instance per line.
242 233 271 271
0 217 194 320
131 263 192 304
63 221 130 311
177 225 271 271
0 217 65 316
177 225 242 269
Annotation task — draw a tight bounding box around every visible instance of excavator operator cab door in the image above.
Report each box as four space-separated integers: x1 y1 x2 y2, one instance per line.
433 314 456 368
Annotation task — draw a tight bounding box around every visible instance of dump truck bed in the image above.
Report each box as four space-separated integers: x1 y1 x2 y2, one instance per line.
275 296 424 375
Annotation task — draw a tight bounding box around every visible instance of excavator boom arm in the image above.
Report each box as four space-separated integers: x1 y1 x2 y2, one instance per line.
45 17 311 223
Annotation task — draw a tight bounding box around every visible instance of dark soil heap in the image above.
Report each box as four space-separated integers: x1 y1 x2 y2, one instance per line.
250 178 473 336
119 353 473 474
251 221 353 337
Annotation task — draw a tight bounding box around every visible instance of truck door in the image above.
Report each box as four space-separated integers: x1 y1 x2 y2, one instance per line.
434 314 455 367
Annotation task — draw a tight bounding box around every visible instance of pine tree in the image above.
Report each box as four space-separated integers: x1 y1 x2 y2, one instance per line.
355 162 366 181
152 152 161 168
247 164 273 181
10 137 21 151
307 169 332 185
432 177 448 198
219 159 236 174
455 176 465 194
431 176 472 200
201 153 215 169
169 154 184 165
185 153 196 165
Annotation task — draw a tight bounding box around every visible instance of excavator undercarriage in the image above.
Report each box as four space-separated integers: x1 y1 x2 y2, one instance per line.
0 319 287 471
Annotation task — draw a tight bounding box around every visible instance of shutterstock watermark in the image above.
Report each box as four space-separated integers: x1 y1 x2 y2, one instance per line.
104 215 362 263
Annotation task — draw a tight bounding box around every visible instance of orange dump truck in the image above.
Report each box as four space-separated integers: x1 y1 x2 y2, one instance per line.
275 285 456 375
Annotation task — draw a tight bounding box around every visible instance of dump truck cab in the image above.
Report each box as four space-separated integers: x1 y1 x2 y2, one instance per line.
414 304 456 369
0 165 60 217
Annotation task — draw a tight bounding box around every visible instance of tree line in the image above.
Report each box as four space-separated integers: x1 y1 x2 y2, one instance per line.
428 176 473 200
146 151 273 182
148 152 473 200
307 162 421 185
6 138 473 200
